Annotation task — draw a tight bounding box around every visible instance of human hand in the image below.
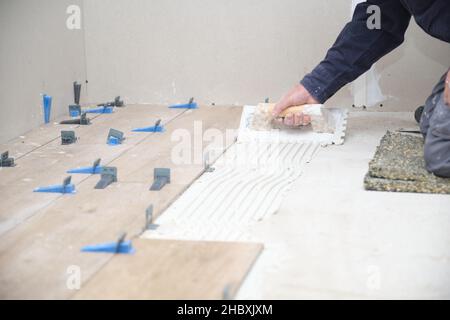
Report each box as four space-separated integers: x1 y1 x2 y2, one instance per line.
273 84 319 126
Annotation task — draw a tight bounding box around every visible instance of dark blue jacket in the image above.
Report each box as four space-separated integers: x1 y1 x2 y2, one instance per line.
301 0 450 103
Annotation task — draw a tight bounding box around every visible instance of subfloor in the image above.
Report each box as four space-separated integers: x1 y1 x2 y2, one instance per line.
237 112 450 299
1 107 449 299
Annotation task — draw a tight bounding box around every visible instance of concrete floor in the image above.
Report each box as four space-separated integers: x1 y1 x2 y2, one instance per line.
237 111 450 299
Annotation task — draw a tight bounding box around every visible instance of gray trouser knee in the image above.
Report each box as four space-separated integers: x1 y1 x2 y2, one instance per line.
420 72 450 178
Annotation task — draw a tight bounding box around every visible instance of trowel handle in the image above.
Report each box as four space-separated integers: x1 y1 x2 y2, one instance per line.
261 103 310 118
278 105 306 118
266 103 306 118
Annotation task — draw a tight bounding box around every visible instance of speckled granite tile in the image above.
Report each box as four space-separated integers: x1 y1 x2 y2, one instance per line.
364 131 450 194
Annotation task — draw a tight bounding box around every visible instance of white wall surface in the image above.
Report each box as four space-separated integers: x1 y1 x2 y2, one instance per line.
1 0 449 143
0 0 87 143
83 0 353 106
376 23 449 110
83 0 449 110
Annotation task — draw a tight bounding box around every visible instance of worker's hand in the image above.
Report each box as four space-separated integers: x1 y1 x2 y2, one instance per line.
273 84 319 126
445 70 450 107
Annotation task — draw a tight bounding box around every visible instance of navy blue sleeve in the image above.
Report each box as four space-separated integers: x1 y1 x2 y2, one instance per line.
301 0 412 103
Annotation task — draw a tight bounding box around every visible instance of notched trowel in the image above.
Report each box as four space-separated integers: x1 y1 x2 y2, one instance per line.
238 103 348 145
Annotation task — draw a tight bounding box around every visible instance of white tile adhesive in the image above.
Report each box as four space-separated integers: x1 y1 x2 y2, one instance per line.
142 105 348 242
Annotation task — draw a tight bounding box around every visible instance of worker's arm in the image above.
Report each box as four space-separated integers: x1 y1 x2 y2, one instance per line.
274 0 412 123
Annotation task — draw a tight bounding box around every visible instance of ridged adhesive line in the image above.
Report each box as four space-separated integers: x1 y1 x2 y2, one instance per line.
144 141 320 241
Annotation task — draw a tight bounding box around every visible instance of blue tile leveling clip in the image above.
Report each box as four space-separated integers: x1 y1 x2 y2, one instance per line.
132 119 165 133
67 159 103 174
81 233 135 254
84 106 114 114
169 97 198 109
33 176 76 194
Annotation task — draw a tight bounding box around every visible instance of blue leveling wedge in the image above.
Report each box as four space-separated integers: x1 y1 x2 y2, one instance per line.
33 176 76 194
81 233 135 254
43 94 52 124
67 159 103 174
84 106 114 114
169 97 198 109
132 119 165 133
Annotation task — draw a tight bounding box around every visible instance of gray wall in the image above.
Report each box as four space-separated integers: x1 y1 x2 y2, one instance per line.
83 0 450 109
1 0 449 143
0 0 87 143
376 23 449 111
83 0 352 106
